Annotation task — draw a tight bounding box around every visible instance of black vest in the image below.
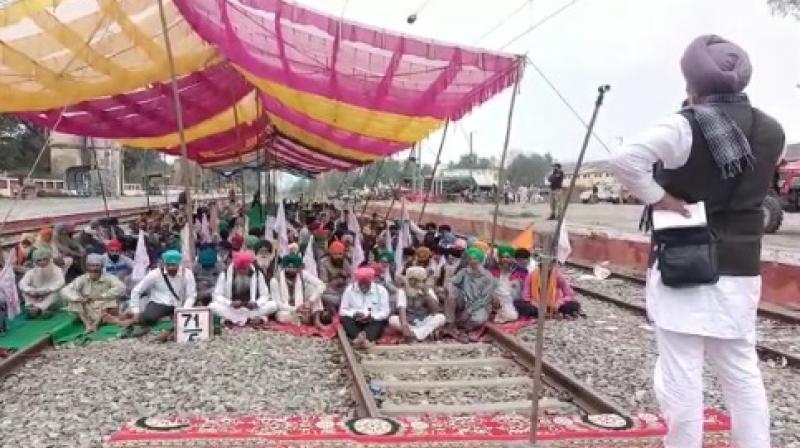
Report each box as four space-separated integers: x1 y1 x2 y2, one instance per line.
654 104 784 276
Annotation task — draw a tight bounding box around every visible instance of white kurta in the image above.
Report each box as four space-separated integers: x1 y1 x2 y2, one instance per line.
610 112 774 448
270 270 325 324
610 113 764 341
389 288 446 341
210 265 277 326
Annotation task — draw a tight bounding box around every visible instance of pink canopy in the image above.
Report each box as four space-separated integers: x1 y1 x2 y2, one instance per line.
18 63 252 139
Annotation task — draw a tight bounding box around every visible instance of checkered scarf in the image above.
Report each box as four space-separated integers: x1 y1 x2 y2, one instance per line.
690 93 755 179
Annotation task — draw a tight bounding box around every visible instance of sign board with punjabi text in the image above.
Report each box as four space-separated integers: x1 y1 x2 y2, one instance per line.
175 308 212 343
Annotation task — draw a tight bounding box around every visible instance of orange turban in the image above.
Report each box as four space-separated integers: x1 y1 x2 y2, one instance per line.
329 241 346 256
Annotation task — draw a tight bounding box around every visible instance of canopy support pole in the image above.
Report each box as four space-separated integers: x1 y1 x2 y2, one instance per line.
383 149 415 222
418 120 449 223
157 0 193 234
360 160 386 216
489 62 523 248
89 138 111 219
529 85 610 445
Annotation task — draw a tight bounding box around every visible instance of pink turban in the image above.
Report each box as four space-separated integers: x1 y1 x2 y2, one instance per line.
454 238 468 250
355 267 375 282
232 251 256 270
681 34 751 97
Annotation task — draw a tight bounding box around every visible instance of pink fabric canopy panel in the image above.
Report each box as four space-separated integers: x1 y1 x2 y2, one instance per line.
174 0 521 120
172 0 522 169
17 63 252 139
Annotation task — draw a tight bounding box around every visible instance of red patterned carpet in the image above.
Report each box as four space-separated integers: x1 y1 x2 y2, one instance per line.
108 409 732 447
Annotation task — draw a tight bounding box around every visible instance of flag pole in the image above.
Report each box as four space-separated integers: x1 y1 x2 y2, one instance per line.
360 159 387 217
489 61 523 248
528 84 610 445
417 120 449 223
156 0 193 235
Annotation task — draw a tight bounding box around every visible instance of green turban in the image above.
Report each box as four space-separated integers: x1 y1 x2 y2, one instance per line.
31 248 51 262
245 235 260 250
465 247 486 263
281 254 304 269
161 250 182 265
497 244 515 258
198 248 218 269
218 221 230 232
378 251 395 263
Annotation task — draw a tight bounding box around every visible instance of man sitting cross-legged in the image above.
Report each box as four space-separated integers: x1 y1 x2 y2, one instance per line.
443 247 497 342
61 253 128 333
339 267 390 349
123 250 197 341
210 251 277 327
18 248 65 318
271 254 330 329
389 266 446 342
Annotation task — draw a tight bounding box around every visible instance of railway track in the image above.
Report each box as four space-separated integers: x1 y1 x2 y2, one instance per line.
565 264 800 370
337 325 632 426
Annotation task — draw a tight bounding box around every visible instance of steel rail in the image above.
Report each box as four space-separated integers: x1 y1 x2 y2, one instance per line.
336 327 381 418
484 324 631 419
567 260 800 325
572 285 800 370
0 335 52 379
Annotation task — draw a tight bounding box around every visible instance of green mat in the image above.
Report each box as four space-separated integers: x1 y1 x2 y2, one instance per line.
2 311 221 348
0 311 78 350
50 320 175 345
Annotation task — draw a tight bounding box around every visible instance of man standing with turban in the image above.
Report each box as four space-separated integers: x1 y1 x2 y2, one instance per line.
444 247 496 342
62 254 127 333
210 251 276 326
125 250 197 341
339 267 390 349
271 254 327 328
610 35 781 447
318 241 352 312
18 248 65 318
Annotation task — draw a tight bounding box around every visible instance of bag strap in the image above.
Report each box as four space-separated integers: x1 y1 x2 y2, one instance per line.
160 267 182 303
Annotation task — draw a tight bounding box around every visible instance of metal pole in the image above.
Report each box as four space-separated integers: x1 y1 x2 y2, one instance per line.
90 139 111 219
489 62 523 248
418 120 449 223
529 84 610 445
383 150 415 222
157 0 193 230
360 159 386 216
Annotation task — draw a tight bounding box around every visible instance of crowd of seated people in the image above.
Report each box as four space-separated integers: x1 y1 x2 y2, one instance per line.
0 195 582 345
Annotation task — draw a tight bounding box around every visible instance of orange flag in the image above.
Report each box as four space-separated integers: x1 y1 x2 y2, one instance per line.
511 225 535 250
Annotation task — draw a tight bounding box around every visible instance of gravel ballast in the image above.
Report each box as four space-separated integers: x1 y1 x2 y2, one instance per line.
0 331 353 448
520 274 800 447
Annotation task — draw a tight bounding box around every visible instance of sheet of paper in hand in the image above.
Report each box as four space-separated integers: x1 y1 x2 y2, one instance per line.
652 201 707 230
175 308 212 343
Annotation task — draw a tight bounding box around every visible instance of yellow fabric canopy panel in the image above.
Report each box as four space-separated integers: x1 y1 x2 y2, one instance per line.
0 0 218 112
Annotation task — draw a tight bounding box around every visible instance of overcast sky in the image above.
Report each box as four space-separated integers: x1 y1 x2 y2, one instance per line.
296 0 800 168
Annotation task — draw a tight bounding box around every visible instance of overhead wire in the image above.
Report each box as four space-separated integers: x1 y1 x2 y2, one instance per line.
525 57 613 154
471 0 533 45
499 0 583 50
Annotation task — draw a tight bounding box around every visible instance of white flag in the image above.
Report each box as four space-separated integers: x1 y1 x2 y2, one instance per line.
209 202 220 236
180 223 194 269
273 201 290 257
395 200 408 279
0 249 21 319
303 237 318 278
557 220 572 263
131 230 150 283
200 213 212 244
399 198 412 247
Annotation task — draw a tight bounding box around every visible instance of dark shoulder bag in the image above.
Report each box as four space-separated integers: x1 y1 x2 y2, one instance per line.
653 111 756 288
